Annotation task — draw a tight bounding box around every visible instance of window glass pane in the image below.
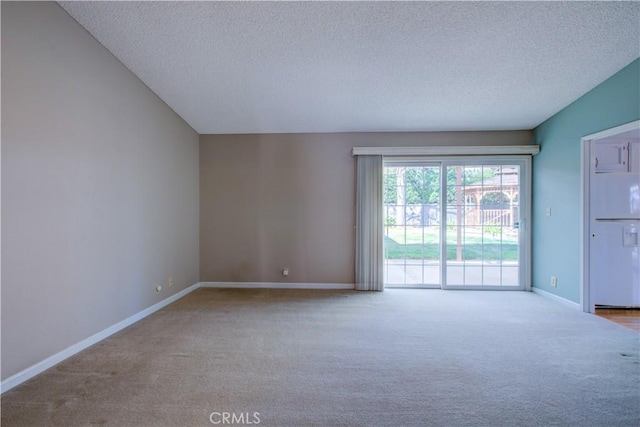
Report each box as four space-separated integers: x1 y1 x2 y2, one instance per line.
384 165 440 288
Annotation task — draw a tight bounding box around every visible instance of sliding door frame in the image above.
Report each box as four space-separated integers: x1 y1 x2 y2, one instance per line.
382 155 532 291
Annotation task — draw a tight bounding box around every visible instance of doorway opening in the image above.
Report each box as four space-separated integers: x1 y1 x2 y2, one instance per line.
581 120 640 312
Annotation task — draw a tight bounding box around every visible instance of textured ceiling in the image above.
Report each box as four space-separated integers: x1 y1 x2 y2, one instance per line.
59 1 640 134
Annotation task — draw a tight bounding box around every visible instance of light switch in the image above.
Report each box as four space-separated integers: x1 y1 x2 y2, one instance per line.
546 207 551 216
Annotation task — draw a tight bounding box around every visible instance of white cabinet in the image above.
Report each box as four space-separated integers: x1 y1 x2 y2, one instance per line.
594 140 629 173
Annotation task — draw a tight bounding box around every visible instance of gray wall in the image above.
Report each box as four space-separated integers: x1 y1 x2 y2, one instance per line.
1 2 199 380
200 131 532 283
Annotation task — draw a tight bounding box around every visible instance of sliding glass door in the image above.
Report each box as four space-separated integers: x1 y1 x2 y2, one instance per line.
383 158 530 290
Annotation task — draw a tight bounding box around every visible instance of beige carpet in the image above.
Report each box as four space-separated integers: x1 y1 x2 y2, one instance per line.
2 288 639 426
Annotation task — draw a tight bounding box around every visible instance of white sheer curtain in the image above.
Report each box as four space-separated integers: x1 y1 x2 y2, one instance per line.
355 155 384 291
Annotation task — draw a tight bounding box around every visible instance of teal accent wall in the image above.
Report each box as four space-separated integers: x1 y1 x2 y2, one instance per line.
532 58 640 303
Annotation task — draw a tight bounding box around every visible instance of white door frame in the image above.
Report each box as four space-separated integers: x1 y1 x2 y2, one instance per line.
580 120 640 313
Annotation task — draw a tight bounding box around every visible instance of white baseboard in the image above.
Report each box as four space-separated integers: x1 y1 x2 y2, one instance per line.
0 282 200 394
531 287 581 310
199 281 355 290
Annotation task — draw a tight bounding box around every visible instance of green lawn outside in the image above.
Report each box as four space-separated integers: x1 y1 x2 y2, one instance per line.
384 226 518 261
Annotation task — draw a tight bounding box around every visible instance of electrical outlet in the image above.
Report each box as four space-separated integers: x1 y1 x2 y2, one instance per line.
168 277 174 287
550 276 557 287
155 284 162 293
282 267 289 276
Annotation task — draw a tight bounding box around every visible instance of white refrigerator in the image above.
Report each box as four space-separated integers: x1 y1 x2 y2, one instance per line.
590 139 640 307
